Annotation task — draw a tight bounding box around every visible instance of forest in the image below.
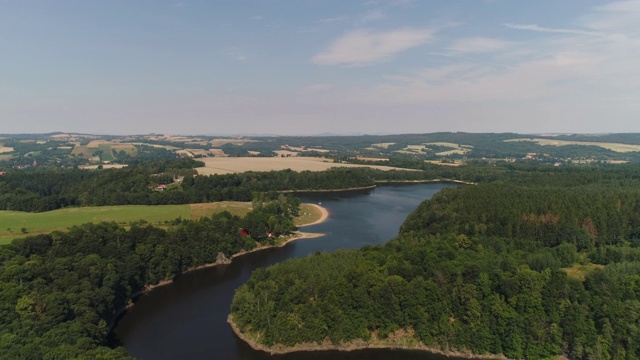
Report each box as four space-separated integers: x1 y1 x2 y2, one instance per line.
0 194 299 358
231 165 640 359
0 157 496 212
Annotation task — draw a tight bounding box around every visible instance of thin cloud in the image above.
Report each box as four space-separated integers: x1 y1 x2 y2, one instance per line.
360 9 385 22
318 16 349 23
227 49 248 63
311 28 434 66
448 37 513 53
249 15 263 21
504 23 603 37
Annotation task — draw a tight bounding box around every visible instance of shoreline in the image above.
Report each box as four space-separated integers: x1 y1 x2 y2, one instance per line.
109 203 329 331
283 185 376 193
375 179 477 185
227 314 508 359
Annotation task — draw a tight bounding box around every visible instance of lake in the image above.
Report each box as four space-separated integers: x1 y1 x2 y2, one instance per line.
113 183 463 360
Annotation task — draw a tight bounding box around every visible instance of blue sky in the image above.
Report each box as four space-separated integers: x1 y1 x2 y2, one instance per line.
1 0 639 135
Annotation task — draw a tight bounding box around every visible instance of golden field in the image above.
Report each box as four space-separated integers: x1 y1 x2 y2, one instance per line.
196 157 410 175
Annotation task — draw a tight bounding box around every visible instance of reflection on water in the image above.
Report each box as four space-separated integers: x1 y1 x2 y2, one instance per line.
114 183 462 360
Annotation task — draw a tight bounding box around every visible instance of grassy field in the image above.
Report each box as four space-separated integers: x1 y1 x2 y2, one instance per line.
505 138 640 153
294 204 324 226
562 263 605 281
0 202 253 245
0 201 324 245
196 156 411 175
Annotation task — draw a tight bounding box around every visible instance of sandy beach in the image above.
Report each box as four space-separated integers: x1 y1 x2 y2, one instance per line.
297 203 329 227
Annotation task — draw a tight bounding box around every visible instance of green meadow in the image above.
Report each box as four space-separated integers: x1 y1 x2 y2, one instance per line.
0 202 253 245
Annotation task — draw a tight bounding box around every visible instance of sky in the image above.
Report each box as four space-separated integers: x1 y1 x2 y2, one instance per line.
1 0 640 135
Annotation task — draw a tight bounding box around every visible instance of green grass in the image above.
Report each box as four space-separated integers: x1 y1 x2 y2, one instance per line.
99 144 115 161
294 204 323 226
0 201 320 245
0 205 190 244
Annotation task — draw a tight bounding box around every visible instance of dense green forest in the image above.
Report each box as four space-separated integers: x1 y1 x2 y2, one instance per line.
0 157 499 212
0 193 299 359
231 166 640 359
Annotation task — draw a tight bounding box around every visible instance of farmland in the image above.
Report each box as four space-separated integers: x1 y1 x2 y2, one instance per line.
505 138 640 153
195 156 410 175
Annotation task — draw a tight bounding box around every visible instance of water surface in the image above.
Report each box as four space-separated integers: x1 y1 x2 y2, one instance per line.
114 183 460 360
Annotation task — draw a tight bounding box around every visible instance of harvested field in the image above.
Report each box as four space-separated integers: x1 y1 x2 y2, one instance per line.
190 201 253 218
372 142 395 148
186 149 210 157
112 143 137 152
275 150 299 157
132 142 180 150
0 147 14 153
196 157 412 175
208 149 227 157
424 142 473 156
177 150 194 157
395 144 429 155
425 160 462 166
505 138 640 153
86 140 108 148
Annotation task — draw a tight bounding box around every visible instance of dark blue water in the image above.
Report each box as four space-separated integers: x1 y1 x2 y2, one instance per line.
113 183 460 360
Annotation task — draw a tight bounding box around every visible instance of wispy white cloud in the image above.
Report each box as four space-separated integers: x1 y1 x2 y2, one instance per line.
249 15 263 21
360 9 385 22
337 0 640 109
448 37 513 53
227 49 248 63
311 28 434 66
318 16 349 23
504 23 602 37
